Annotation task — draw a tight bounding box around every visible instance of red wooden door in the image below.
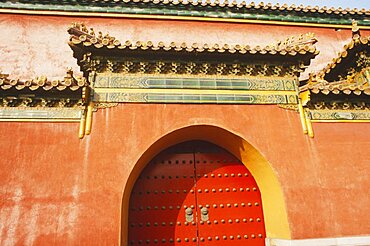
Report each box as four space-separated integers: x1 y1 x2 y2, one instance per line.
128 141 265 245
195 152 266 245
128 152 198 245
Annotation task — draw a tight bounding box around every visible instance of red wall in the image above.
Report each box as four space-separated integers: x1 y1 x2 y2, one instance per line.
1 104 370 244
1 13 370 244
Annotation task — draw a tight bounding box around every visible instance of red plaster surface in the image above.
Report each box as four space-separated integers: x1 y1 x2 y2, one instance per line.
1 14 370 80
1 13 370 244
1 104 370 244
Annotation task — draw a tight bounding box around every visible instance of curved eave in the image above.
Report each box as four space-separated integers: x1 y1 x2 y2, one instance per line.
320 39 370 81
299 79 370 96
68 40 319 67
307 87 370 96
0 71 87 95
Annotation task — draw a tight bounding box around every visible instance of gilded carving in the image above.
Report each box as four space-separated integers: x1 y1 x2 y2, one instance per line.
356 52 370 69
272 32 317 51
0 97 84 108
94 102 119 109
310 109 370 120
81 57 300 78
307 101 370 110
278 104 299 112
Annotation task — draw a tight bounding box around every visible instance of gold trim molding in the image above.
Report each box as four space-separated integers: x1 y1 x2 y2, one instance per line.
94 102 119 110
0 107 83 121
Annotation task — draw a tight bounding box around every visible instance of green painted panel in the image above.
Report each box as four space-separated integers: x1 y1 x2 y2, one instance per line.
94 75 297 91
0 107 82 120
310 110 370 120
93 91 296 104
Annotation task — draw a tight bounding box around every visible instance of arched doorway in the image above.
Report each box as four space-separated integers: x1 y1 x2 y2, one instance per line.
128 140 266 245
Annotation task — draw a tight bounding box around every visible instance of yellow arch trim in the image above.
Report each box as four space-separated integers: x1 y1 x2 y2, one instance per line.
120 125 291 245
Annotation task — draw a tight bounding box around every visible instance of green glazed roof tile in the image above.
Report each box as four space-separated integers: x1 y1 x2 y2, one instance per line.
0 1 369 26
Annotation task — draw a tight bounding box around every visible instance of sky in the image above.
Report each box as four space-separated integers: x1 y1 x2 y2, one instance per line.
260 1 370 9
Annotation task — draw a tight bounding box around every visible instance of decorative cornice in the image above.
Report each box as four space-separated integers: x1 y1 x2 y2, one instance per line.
91 72 299 105
300 21 369 83
0 69 92 138
1 1 369 26
68 23 319 59
0 69 87 108
309 109 370 121
300 22 370 98
0 107 83 121
68 24 316 110
0 97 84 108
296 24 370 138
307 101 370 110
0 69 87 92
300 68 370 96
80 57 305 77
93 75 297 90
303 83 370 96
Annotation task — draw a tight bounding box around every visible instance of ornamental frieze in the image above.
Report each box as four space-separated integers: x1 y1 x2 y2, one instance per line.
93 75 297 91
93 91 297 104
309 110 370 121
80 55 304 77
0 107 83 121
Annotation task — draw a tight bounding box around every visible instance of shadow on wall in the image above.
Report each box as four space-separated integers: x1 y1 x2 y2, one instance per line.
120 125 291 245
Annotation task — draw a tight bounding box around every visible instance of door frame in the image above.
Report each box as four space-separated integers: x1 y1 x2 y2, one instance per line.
120 125 291 245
